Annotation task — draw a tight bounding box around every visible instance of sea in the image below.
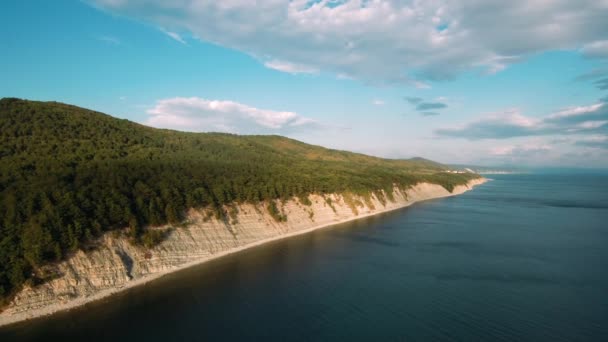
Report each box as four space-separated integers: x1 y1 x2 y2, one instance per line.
1 172 607 341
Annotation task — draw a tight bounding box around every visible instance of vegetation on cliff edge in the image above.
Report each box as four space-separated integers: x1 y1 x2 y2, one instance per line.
0 98 479 304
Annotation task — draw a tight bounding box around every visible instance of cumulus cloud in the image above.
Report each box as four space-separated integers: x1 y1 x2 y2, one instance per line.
436 102 608 139
436 109 538 139
145 97 319 134
544 103 606 125
89 0 608 84
372 99 385 106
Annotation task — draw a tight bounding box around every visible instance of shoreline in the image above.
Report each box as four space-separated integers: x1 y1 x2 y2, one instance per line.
0 178 487 328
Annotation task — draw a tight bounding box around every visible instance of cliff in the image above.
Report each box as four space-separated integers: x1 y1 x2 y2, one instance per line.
0 178 485 327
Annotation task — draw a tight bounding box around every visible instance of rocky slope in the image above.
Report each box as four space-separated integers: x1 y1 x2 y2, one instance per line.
0 178 485 326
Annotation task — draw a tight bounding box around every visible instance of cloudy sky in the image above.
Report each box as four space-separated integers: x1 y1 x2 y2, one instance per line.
2 1 608 167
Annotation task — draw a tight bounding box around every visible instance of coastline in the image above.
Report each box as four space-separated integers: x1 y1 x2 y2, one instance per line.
0 178 486 328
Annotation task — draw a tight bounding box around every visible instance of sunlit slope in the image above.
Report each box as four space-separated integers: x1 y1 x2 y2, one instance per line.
0 98 478 302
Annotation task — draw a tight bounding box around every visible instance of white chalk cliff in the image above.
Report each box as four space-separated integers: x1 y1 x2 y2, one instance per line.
0 178 486 326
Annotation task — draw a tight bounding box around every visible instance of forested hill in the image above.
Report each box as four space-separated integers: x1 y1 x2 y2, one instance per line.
0 98 478 303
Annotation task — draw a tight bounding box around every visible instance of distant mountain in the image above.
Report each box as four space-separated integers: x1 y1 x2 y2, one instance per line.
0 98 479 303
407 157 448 170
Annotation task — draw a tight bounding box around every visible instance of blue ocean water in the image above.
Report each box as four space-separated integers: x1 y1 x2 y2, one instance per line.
2 173 608 341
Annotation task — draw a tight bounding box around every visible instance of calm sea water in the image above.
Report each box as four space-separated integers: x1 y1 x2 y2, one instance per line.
2 173 608 341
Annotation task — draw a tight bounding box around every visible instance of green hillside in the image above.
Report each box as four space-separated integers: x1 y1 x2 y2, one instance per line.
0 98 478 303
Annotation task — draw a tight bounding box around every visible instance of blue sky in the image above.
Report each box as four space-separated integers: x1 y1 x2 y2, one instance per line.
2 0 608 167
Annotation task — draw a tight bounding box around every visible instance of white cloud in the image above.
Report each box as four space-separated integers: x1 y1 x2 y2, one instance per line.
161 29 187 44
145 96 319 134
433 101 608 166
372 99 385 106
264 60 318 74
413 81 432 89
577 120 608 130
90 0 608 84
582 40 608 59
436 102 608 139
481 141 562 166
490 144 551 156
546 103 605 120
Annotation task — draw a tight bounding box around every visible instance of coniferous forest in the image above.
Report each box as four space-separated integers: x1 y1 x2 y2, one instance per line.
0 98 478 304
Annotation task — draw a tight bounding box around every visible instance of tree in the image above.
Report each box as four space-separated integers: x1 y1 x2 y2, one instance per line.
165 203 180 224
21 222 53 267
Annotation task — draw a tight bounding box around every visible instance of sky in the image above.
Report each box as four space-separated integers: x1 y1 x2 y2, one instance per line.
1 0 608 167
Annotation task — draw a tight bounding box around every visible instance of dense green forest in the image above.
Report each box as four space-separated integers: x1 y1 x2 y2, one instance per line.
0 98 478 304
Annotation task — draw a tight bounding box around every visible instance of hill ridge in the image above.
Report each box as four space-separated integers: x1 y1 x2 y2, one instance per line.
0 98 478 304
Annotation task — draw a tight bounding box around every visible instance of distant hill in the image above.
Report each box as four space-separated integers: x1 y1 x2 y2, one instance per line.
0 98 478 303
407 157 448 169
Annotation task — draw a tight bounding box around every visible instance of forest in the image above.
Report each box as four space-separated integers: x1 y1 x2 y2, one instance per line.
0 98 478 304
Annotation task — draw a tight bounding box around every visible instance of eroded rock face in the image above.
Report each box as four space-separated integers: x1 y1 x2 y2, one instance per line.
0 179 485 325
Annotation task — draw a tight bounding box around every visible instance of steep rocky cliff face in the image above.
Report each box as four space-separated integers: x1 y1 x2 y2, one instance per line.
0 179 485 326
